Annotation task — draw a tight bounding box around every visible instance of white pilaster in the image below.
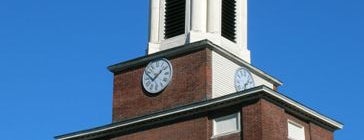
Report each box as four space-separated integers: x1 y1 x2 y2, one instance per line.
149 0 160 44
236 0 250 63
207 0 221 34
148 0 161 54
191 0 207 33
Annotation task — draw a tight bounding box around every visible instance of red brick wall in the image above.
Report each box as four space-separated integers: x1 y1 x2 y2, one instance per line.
110 97 334 140
243 99 288 140
110 117 209 140
243 99 334 140
112 48 212 122
260 99 288 140
310 123 334 140
242 100 262 140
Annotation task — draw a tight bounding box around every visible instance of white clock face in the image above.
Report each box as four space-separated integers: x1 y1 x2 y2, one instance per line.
234 67 255 91
142 58 173 94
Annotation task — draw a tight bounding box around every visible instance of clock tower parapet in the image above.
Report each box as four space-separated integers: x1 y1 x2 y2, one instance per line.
148 0 251 63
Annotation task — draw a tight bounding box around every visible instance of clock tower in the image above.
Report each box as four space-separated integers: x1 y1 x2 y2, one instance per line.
56 0 343 140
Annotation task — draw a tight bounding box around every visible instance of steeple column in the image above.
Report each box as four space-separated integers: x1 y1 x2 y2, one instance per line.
191 0 207 33
148 0 162 54
149 0 160 43
147 0 251 63
236 0 250 62
207 0 221 34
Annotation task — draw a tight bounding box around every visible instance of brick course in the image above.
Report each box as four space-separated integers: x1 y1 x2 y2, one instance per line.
243 99 288 140
260 99 288 140
242 100 262 140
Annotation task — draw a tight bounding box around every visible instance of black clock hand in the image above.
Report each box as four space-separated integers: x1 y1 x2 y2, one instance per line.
153 69 163 81
244 79 253 89
145 71 155 81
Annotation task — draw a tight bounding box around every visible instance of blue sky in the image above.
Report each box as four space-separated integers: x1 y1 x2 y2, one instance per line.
0 0 362 139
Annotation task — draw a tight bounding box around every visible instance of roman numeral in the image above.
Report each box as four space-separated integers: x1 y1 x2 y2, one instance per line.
163 77 168 82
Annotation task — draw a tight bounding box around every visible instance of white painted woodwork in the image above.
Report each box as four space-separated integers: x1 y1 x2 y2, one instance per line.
212 52 274 98
147 0 251 63
149 0 160 43
288 121 305 140
207 0 221 33
191 0 207 33
213 113 240 136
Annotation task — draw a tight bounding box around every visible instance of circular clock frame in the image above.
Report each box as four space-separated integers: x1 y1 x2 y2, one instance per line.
142 58 173 94
234 67 255 92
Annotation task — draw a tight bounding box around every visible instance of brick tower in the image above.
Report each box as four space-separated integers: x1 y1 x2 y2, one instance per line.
56 0 343 140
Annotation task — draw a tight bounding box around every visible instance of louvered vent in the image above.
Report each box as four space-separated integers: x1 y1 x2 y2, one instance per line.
164 0 186 39
222 0 236 42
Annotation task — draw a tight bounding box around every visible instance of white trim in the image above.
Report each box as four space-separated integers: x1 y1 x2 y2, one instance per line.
159 34 186 51
158 0 165 43
288 120 305 140
212 112 241 137
211 130 240 139
186 0 191 34
288 119 304 128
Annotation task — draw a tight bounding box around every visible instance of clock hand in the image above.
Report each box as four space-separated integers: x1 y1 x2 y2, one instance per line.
145 69 157 80
244 78 250 89
153 69 164 81
152 69 159 75
150 62 160 76
244 79 253 89
145 72 155 81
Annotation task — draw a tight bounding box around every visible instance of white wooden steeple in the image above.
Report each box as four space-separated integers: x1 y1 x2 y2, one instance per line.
148 0 251 63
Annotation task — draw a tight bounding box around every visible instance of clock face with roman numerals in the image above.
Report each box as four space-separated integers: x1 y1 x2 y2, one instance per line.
234 67 255 92
142 58 173 94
